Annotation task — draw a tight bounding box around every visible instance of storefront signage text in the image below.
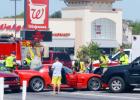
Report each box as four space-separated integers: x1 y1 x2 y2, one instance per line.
0 24 23 32
53 33 70 37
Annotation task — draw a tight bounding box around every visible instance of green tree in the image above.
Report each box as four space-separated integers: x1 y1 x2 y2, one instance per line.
130 21 140 35
77 41 100 61
50 11 61 18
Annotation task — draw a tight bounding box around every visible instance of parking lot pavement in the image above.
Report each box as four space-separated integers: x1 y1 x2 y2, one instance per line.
4 89 140 100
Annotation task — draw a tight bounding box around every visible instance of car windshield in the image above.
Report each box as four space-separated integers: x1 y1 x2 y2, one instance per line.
63 66 73 74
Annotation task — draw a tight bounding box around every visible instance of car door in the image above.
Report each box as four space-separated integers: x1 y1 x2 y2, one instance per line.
128 57 140 84
63 67 77 87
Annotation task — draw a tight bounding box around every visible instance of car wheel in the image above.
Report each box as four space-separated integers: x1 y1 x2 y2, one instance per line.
29 77 44 92
88 77 101 91
109 77 125 93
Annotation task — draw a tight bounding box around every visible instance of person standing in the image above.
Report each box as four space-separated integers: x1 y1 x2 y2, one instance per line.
99 50 109 75
5 51 16 72
85 60 92 73
52 57 63 95
119 46 129 65
79 60 86 73
73 59 80 72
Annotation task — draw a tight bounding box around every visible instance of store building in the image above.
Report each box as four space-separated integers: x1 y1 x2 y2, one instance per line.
0 0 123 55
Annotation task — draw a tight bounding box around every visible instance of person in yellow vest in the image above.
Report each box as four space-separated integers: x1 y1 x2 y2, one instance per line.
99 50 109 75
23 54 32 69
79 60 86 73
25 56 32 65
119 47 129 65
5 51 16 72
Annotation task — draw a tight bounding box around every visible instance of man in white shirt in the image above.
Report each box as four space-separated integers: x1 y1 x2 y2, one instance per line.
52 57 63 95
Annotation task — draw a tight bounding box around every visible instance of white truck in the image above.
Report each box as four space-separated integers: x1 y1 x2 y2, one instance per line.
111 35 140 63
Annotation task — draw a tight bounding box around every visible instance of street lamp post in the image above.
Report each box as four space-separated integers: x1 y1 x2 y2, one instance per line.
10 0 21 38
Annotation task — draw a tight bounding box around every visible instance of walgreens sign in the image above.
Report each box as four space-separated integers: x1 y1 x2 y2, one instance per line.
25 0 49 30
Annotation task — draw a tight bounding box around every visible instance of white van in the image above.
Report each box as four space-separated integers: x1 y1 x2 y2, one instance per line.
111 35 140 63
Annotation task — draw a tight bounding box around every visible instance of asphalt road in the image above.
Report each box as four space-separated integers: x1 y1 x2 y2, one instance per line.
4 89 140 100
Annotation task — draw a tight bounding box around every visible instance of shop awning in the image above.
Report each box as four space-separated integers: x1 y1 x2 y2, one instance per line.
41 39 75 47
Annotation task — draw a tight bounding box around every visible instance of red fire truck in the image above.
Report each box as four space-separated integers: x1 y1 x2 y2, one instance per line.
0 34 72 68
0 35 21 63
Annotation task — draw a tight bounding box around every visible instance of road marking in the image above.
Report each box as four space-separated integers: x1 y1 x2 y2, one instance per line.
61 92 140 100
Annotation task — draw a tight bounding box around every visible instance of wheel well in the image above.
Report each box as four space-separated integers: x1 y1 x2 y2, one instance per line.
107 74 126 84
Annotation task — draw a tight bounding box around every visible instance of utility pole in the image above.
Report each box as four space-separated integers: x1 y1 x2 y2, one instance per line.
10 0 21 38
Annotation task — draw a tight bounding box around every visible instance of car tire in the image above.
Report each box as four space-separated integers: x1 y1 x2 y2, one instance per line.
29 77 44 92
109 77 125 93
88 77 101 91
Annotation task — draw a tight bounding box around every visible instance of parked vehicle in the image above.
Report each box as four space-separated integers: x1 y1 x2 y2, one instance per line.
101 56 140 93
0 36 72 69
15 65 101 92
0 67 20 92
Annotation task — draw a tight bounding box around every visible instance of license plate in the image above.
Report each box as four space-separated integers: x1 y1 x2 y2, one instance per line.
4 85 9 88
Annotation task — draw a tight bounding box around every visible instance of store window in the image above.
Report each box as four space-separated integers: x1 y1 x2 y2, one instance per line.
91 18 116 40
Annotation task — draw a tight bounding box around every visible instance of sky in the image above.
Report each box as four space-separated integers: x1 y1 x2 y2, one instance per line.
0 0 139 21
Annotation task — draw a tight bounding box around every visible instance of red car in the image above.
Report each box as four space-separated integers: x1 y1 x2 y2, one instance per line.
0 71 20 92
15 65 101 92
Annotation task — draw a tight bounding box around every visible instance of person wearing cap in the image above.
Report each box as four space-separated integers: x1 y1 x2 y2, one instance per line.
5 51 16 72
119 46 129 65
51 57 63 95
99 50 109 75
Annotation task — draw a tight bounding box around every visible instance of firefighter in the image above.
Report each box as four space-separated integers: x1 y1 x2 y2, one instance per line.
5 51 16 72
119 47 129 65
99 50 109 75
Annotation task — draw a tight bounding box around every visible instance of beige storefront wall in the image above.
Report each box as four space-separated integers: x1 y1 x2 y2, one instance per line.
0 18 83 55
